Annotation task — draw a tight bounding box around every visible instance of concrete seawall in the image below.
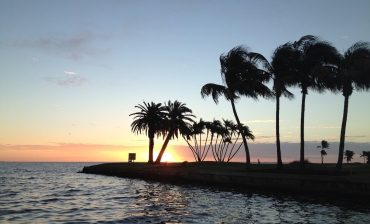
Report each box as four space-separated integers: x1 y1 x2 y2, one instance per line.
81 166 370 199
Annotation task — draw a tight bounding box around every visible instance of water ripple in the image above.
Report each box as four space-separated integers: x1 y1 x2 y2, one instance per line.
0 162 369 223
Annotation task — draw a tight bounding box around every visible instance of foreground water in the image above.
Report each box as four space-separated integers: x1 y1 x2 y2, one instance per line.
0 163 369 223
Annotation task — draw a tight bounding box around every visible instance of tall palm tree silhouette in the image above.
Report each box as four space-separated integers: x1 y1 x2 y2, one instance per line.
201 45 272 171
332 42 370 171
249 43 295 170
129 102 167 163
290 35 339 170
154 100 195 164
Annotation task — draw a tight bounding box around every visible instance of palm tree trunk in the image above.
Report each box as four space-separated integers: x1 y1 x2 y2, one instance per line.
201 130 210 161
148 137 154 164
230 99 251 171
276 95 283 170
183 137 199 162
227 133 239 161
199 133 202 161
228 142 243 162
194 135 198 157
300 92 306 171
336 95 349 171
155 130 173 164
205 134 214 161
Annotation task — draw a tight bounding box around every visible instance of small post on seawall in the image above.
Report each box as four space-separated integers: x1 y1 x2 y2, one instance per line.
128 153 136 166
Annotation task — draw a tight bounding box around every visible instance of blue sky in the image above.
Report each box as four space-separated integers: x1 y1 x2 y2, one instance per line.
1 0 369 162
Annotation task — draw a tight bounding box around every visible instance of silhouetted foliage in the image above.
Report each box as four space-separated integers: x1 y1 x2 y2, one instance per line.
344 150 355 163
249 43 295 170
155 100 195 164
289 35 340 171
129 102 167 163
317 140 329 164
360 151 370 164
201 45 272 171
330 42 370 171
182 118 209 162
289 159 311 164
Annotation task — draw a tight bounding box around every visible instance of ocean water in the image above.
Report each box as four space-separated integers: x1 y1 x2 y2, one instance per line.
0 162 369 223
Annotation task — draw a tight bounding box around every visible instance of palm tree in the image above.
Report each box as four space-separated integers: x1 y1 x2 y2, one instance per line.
290 35 340 170
360 152 365 164
154 100 195 164
360 151 370 164
332 42 370 171
343 150 355 163
320 150 328 164
201 45 272 171
129 102 167 164
206 119 222 161
182 118 206 162
249 43 295 170
317 140 330 164
213 121 228 162
227 124 255 162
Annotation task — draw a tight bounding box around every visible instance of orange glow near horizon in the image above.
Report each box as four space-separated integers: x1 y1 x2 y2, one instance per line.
153 152 177 162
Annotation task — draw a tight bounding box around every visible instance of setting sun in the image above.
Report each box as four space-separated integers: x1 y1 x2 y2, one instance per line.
153 152 176 162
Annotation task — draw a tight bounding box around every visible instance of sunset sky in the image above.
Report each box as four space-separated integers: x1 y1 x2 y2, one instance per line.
1 0 370 163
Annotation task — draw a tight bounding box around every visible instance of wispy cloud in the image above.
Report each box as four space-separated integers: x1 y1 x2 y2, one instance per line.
44 76 87 87
13 32 112 66
342 36 348 39
0 143 142 151
69 53 82 61
64 71 77 75
256 135 275 139
346 135 367 138
317 126 340 129
246 120 275 123
32 58 39 62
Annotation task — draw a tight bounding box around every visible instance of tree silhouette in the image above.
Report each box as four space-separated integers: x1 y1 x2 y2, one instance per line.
249 43 295 170
360 151 370 164
317 140 329 164
290 35 339 170
201 45 272 171
203 119 222 162
182 118 213 162
343 150 355 163
226 124 255 162
154 100 195 164
129 102 167 163
332 42 370 171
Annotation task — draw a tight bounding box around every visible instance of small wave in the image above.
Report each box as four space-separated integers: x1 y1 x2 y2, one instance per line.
41 198 59 203
67 189 81 192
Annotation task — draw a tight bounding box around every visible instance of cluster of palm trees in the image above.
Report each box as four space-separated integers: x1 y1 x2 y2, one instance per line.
130 100 255 164
201 35 370 171
130 35 369 172
129 100 195 164
183 118 254 163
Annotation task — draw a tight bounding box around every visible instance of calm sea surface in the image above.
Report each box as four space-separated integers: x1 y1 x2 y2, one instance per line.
0 162 369 223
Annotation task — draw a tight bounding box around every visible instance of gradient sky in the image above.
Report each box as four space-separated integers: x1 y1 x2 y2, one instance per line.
1 0 370 163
